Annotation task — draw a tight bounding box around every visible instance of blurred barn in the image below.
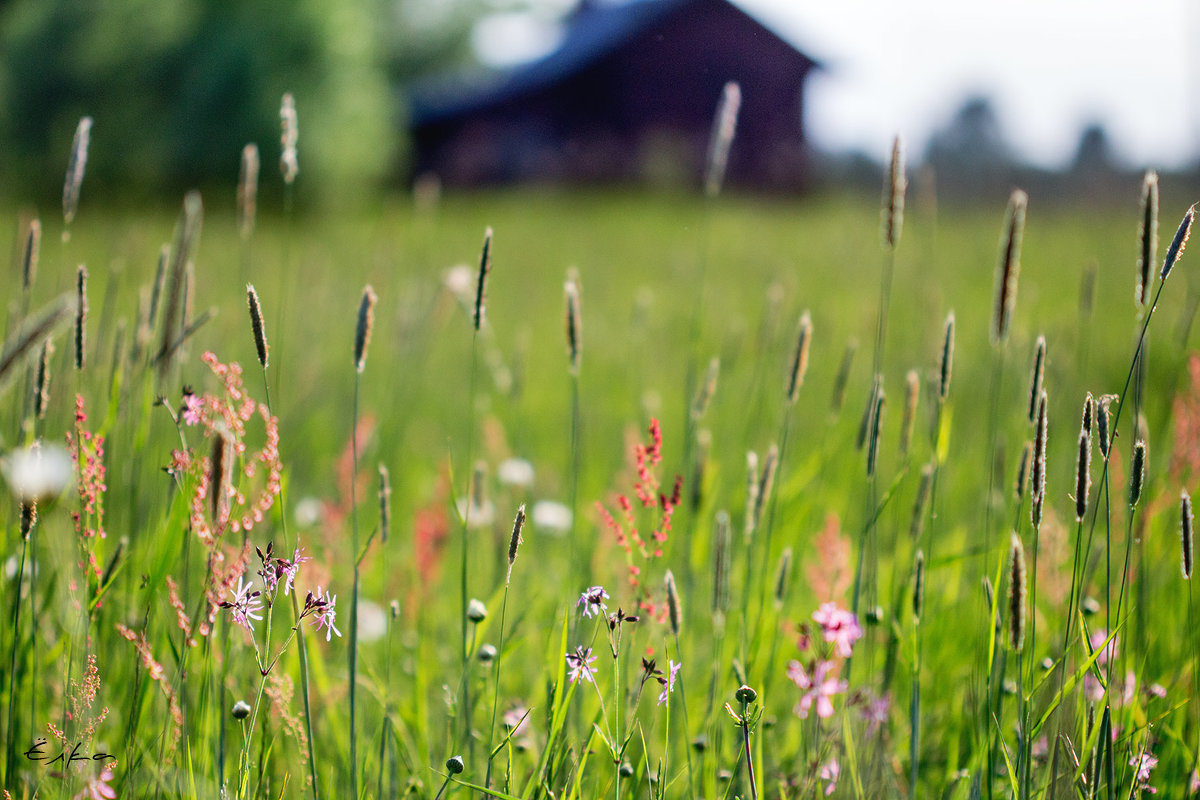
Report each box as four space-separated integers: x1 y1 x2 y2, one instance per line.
409 0 821 190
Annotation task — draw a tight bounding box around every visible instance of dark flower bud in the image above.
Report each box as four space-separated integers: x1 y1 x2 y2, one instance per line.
232 700 251 720
446 755 464 775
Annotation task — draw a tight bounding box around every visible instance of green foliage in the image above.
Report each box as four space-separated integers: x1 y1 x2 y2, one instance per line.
0 0 396 204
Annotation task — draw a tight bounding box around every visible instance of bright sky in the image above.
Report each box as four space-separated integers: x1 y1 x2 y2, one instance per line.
474 0 1200 169
742 0 1199 169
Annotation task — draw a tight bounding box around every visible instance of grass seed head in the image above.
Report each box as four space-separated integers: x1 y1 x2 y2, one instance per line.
1180 491 1190 578
1137 171 1159 307
992 189 1027 344
665 569 682 636
1129 440 1146 508
913 549 925 621
704 81 741 198
21 218 40 295
63 116 92 226
1008 532 1027 651
1015 441 1033 500
900 368 919 458
712 509 731 618
280 93 298 184
564 269 582 374
786 311 812 404
1160 203 1196 282
882 134 906 250
474 227 492 331
910 462 934 540
1080 391 1094 436
866 387 886 478
831 338 857 413
507 504 526 581
1184 490 1195 579
238 143 260 240
773 546 793 609
378 464 392 544
1074 428 1091 521
938 313 955 401
692 356 720 421
1032 390 1048 504
354 285 378 373
34 339 53 420
246 284 269 369
753 443 778 533
1096 394 1117 459
74 264 87 370
1028 336 1045 423
743 450 759 541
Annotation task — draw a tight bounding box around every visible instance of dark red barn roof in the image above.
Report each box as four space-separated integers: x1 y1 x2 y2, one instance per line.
409 0 821 190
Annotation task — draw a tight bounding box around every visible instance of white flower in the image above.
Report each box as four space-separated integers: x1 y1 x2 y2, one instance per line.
532 500 572 534
1 443 72 501
498 458 535 488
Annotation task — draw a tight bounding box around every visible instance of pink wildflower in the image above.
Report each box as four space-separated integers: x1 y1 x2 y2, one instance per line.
657 660 681 706
566 646 597 684
812 601 862 658
74 766 116 800
1130 751 1158 794
819 757 840 796
787 660 846 719
578 585 609 619
309 586 341 641
224 576 263 633
182 393 204 426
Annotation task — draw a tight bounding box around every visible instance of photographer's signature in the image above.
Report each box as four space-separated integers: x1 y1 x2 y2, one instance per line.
23 739 114 767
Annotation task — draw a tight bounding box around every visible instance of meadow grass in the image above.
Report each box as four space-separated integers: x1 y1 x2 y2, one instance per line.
0 180 1198 799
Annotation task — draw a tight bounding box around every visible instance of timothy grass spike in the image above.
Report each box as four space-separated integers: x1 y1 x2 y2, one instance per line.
992 189 1027 344
354 285 378 373
246 284 269 369
786 311 812 404
744 451 759 541
1137 171 1158 308
1160 203 1196 281
506 504 525 582
774 547 793 609
1008 532 1027 650
912 549 925 620
63 116 92 227
831 338 857 413
21 218 40 295
564 270 581 374
753 443 778 533
1074 428 1091 522
379 464 392 545
881 134 906 250
910 462 933 540
74 264 87 370
1129 440 1146 508
1032 390 1048 503
238 143 260 240
1027 336 1045 424
1183 491 1194 578
712 510 731 618
1096 394 1116 459
938 313 955 401
704 81 741 198
34 339 52 420
866 387 886 477
900 369 919 458
692 356 719 421
474 227 492 331
280 93 298 184
665 569 682 636
1015 441 1032 501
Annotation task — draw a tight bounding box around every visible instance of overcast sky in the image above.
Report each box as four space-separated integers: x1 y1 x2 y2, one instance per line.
474 0 1200 170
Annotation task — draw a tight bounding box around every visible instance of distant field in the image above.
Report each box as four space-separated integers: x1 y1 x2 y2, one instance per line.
1 183 1197 799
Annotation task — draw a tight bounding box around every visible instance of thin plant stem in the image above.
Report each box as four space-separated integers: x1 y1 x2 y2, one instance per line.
349 370 361 798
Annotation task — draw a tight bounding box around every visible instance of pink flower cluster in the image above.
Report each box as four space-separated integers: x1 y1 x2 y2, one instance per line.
787 602 862 721
812 601 862 658
172 353 282 543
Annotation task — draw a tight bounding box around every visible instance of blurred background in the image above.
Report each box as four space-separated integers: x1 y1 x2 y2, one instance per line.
1 0 1198 207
